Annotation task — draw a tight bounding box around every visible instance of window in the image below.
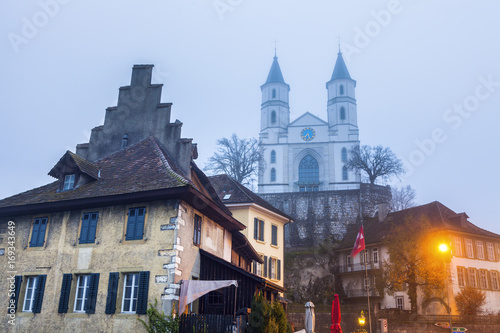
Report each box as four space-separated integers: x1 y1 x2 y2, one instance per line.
477 241 485 259
74 275 90 312
272 89 276 98
125 207 145 241
346 254 351 268
465 239 474 258
468 268 477 288
193 214 202 247
271 150 276 164
58 273 99 314
487 242 495 261
396 296 404 310
271 110 276 124
340 107 346 120
479 270 488 289
373 248 378 264
253 256 263 276
63 174 75 190
122 273 139 313
29 217 48 247
271 168 276 182
298 155 319 192
109 271 149 315
22 275 46 313
339 85 344 95
341 148 347 162
491 271 500 290
457 267 466 287
453 237 463 256
271 225 278 246
254 218 264 242
79 212 98 244
342 166 348 181
270 258 277 280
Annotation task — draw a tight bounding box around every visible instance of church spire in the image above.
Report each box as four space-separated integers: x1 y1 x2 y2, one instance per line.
330 51 352 81
265 55 286 84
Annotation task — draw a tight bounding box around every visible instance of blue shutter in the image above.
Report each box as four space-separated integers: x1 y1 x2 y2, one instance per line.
32 275 46 313
259 220 264 241
263 256 268 278
29 219 40 247
58 274 73 313
277 260 281 280
88 213 98 243
254 218 258 240
136 271 150 315
268 257 272 278
85 273 100 314
135 208 145 240
125 209 137 240
79 214 90 244
9 275 22 313
105 272 119 314
36 218 48 247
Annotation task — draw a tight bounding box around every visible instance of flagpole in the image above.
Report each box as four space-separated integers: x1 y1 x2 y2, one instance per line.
364 256 372 333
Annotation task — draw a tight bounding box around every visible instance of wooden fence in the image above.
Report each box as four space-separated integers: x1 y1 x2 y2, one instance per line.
179 313 235 333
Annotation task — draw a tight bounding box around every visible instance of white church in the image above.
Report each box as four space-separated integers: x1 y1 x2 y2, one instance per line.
258 50 362 193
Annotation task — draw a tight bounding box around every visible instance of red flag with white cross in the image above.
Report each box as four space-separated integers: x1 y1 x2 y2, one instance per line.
351 225 365 257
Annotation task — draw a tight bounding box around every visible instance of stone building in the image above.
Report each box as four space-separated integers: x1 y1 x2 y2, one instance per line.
0 65 280 332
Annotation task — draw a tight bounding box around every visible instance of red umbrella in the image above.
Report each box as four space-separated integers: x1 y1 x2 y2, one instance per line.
331 294 342 333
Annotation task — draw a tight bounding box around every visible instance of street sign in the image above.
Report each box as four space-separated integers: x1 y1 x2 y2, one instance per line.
434 322 450 328
452 328 467 332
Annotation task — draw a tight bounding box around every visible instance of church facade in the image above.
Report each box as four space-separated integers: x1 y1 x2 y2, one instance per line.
258 51 361 194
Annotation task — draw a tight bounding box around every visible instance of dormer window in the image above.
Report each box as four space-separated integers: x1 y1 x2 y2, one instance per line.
63 174 75 190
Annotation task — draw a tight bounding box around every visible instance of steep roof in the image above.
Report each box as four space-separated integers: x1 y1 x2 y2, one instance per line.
209 174 293 221
337 201 500 250
330 52 352 80
48 151 99 180
265 56 286 84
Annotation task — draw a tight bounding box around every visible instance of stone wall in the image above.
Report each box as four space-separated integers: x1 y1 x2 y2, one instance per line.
260 184 391 249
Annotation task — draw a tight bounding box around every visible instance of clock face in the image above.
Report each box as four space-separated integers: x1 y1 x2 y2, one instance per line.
301 127 316 141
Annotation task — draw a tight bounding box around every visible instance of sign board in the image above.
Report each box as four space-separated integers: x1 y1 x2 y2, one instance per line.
434 322 450 328
452 328 467 332
379 318 388 333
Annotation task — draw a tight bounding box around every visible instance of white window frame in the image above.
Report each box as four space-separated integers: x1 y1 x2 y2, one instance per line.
453 236 463 256
74 275 90 313
396 296 404 310
491 271 500 290
373 248 378 264
23 277 38 312
487 242 495 261
468 268 477 288
479 270 488 289
457 267 466 287
63 174 75 190
465 239 474 258
121 273 139 314
477 241 485 260
270 258 277 280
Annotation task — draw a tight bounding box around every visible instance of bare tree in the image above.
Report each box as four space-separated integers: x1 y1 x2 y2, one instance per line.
391 185 417 211
204 134 261 186
346 145 404 184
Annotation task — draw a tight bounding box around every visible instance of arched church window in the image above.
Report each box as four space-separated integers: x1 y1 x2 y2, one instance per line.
298 155 319 192
341 148 347 162
271 110 277 124
271 168 276 182
342 166 348 181
271 150 276 164
340 107 346 120
272 89 276 98
339 85 344 95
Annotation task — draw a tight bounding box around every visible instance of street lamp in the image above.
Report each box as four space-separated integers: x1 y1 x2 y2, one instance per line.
358 310 366 331
439 243 452 333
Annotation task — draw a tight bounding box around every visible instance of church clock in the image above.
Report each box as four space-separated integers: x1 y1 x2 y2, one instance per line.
301 127 316 141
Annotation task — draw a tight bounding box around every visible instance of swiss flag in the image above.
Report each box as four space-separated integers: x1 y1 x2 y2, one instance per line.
351 225 365 257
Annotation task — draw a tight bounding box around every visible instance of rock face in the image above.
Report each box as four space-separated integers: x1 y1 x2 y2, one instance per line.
260 183 391 249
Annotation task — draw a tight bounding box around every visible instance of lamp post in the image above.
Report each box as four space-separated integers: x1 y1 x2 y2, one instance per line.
358 310 366 332
439 243 452 333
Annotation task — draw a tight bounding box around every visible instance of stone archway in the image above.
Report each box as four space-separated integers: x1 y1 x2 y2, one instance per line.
421 297 450 315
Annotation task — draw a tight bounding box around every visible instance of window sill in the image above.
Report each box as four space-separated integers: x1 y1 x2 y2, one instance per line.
17 312 35 317
121 238 147 245
114 313 142 318
65 313 89 318
26 246 47 251
270 244 279 249
76 243 98 248
255 239 265 245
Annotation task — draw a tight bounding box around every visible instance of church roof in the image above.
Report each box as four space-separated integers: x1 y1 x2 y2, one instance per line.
265 56 286 84
289 111 328 127
330 51 352 80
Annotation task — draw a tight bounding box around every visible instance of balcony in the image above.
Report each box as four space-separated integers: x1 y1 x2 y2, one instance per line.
344 288 381 298
338 261 380 273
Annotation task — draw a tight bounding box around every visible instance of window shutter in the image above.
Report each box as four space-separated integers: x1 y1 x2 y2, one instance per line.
268 257 272 278
277 259 281 280
80 214 90 244
32 275 47 313
263 256 268 278
136 271 150 315
126 209 137 240
253 261 257 274
85 273 100 314
58 274 73 313
37 218 48 246
9 275 22 313
30 219 40 247
254 218 258 240
260 220 264 241
135 209 145 240
105 272 119 314
88 213 98 243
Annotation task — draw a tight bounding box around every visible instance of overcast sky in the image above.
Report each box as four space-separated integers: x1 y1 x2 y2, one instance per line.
1 1 499 234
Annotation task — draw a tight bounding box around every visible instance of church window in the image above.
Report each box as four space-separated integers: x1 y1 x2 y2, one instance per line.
298 155 319 192
271 168 276 182
342 166 348 181
339 85 344 95
272 89 276 98
340 107 346 120
271 110 277 124
341 148 347 162
271 150 276 164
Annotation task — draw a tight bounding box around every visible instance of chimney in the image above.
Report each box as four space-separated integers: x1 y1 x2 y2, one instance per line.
377 203 390 222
